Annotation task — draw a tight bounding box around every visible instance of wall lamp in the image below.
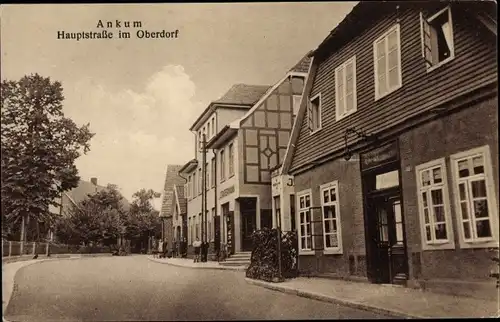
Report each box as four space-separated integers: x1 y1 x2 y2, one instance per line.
343 127 377 161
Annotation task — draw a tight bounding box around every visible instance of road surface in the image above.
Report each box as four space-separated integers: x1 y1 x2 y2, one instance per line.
4 256 391 321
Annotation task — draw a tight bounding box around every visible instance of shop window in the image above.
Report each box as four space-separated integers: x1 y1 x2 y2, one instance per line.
451 146 498 248
420 6 454 71
374 24 402 100
416 158 454 250
297 189 313 253
320 181 343 254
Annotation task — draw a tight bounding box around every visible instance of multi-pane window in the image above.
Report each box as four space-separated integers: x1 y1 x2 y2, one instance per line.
451 146 497 246
197 213 201 239
228 143 234 177
198 168 202 195
211 158 216 187
335 56 357 121
220 149 226 181
320 181 342 253
421 6 454 71
374 24 402 100
297 190 313 251
211 117 215 136
207 123 211 140
205 162 209 191
308 94 321 133
416 158 454 249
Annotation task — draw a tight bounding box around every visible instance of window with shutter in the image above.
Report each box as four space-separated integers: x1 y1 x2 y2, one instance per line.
335 56 357 121
420 7 455 72
309 94 321 133
373 24 402 100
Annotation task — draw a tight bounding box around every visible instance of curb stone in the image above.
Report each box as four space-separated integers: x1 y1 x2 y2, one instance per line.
146 256 247 271
244 277 423 319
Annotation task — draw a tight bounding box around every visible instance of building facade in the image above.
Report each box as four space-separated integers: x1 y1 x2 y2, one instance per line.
180 84 270 256
158 165 185 252
278 1 497 299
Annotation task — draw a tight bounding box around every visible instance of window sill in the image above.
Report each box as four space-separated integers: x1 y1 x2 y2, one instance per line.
426 55 455 74
309 127 322 136
421 241 456 251
336 109 357 122
374 83 402 102
299 250 315 256
459 239 499 249
324 248 343 255
229 173 235 179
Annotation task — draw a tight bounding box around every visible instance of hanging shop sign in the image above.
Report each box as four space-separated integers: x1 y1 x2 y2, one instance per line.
360 141 399 171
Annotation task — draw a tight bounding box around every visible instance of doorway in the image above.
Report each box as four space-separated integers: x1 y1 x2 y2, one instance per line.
361 141 408 285
366 189 408 284
240 197 257 251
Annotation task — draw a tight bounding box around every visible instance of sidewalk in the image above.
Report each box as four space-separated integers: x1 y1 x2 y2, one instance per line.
245 276 500 318
147 256 246 271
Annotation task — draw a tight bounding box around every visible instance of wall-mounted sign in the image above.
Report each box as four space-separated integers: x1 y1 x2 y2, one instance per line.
220 185 235 199
361 141 399 171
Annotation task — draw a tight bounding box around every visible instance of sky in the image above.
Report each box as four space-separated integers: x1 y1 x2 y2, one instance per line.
1 2 357 208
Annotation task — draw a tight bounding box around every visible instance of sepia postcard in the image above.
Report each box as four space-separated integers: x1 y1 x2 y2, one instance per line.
1 1 498 321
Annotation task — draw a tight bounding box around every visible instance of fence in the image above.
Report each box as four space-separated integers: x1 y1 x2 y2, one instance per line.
2 240 112 257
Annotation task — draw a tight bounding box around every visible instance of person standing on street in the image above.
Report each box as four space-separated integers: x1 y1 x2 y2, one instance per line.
193 237 202 263
162 239 168 259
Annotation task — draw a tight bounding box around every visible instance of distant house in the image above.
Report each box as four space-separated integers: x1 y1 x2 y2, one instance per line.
158 165 186 252
49 177 130 243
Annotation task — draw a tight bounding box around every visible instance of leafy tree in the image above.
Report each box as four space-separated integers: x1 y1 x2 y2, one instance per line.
124 188 162 246
54 185 125 246
1 74 94 240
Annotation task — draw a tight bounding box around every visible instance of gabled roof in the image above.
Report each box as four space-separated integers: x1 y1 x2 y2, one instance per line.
61 179 130 213
212 84 271 106
189 84 270 131
174 185 187 214
289 51 314 73
159 165 186 217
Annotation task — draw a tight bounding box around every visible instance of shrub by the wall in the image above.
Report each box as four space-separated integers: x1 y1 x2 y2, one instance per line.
245 228 298 282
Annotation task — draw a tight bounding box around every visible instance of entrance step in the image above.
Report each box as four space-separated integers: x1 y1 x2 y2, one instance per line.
219 251 251 268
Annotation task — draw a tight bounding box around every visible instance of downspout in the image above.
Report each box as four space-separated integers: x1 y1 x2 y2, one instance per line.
213 149 218 252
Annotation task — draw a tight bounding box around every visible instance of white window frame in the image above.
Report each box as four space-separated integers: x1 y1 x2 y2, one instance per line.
373 24 402 101
335 56 357 121
228 143 235 177
415 158 455 250
220 148 226 182
296 189 314 255
320 181 343 254
450 145 499 249
308 93 322 134
420 6 455 73
292 95 302 116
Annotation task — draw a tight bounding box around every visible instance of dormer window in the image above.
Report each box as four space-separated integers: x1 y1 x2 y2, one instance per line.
421 6 455 72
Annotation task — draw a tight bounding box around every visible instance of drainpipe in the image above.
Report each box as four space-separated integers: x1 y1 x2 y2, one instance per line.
213 149 218 254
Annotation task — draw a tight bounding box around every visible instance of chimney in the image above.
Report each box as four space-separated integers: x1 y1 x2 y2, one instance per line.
90 178 98 186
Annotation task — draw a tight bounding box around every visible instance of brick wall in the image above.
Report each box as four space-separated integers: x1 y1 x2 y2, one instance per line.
399 96 498 283
293 156 366 278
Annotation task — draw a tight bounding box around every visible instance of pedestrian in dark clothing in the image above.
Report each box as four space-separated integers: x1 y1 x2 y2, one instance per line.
162 239 168 259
